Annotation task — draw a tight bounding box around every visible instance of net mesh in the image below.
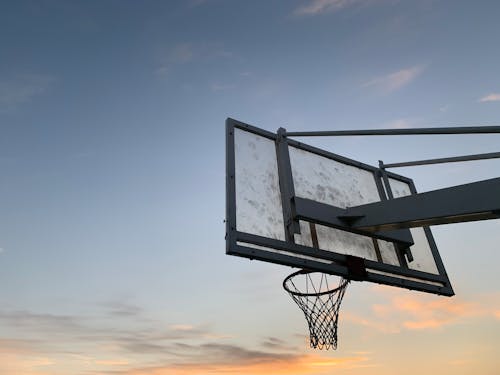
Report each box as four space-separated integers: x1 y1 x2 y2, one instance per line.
283 270 349 350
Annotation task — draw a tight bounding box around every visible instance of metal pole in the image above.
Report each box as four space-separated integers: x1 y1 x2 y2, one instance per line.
381 151 500 169
285 126 500 137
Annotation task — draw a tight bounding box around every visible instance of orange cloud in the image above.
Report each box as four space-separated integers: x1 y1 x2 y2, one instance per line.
345 287 500 332
478 93 500 102
0 340 371 375
117 353 369 375
94 359 129 366
387 295 475 330
0 353 54 375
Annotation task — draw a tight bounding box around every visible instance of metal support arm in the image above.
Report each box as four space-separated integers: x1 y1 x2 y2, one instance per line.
344 177 500 231
285 126 500 137
294 177 500 238
294 197 415 246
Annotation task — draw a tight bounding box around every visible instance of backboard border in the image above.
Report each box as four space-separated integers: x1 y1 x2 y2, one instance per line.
226 118 454 296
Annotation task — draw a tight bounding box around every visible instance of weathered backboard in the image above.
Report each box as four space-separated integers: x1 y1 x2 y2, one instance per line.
226 118 454 296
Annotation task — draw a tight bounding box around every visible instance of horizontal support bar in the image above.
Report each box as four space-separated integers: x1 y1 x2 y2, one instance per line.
346 177 500 231
365 270 454 296
382 151 500 169
230 242 453 295
294 197 414 246
235 231 446 283
229 243 348 276
285 126 500 137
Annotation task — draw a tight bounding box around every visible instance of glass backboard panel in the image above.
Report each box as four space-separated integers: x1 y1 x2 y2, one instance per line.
234 128 285 241
378 240 400 266
289 146 381 207
387 178 439 274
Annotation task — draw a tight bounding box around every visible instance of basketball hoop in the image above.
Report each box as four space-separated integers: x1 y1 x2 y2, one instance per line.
283 270 349 350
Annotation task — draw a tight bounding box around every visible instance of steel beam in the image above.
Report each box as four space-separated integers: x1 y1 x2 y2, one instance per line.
381 151 500 169
294 197 414 246
344 177 500 231
285 126 500 137
276 128 301 240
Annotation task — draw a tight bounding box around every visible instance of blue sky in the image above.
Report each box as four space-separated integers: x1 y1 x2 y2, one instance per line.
0 1 499 374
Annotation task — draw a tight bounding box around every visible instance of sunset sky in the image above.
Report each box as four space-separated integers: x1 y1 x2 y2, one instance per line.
0 1 499 374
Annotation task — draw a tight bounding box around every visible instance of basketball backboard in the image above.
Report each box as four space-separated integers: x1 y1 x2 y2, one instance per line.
226 118 454 296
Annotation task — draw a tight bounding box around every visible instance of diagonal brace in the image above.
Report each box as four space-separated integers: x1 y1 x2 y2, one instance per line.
294 197 414 246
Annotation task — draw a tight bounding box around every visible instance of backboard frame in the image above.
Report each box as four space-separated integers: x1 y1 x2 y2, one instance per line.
226 118 454 296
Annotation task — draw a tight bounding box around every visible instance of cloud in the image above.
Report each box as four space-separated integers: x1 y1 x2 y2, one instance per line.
170 324 195 331
372 294 475 330
0 308 234 374
155 43 195 76
0 339 41 355
0 310 84 333
0 353 54 375
383 118 416 129
95 359 129 366
478 93 500 102
260 337 295 351
0 338 55 375
0 307 235 362
293 0 364 16
106 345 370 375
0 74 54 113
170 44 195 64
100 301 143 317
155 43 232 77
363 65 424 93
345 287 500 333
210 83 236 92
0 307 371 375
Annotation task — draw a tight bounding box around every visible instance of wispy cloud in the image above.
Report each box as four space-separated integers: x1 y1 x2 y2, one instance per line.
372 294 476 330
363 65 424 93
478 93 500 102
0 306 371 374
260 337 295 351
210 83 236 92
155 44 196 76
94 359 129 366
100 301 143 317
0 74 54 113
0 307 235 374
170 44 196 64
155 43 232 77
345 287 500 333
0 338 55 375
383 118 417 129
294 0 364 16
108 347 370 375
0 310 84 333
0 338 41 355
0 353 54 374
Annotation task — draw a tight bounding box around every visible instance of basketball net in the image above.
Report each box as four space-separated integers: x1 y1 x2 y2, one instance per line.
283 270 349 350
